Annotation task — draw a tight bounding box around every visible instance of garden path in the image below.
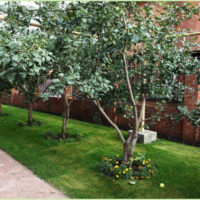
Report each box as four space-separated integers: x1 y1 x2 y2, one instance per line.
0 149 67 199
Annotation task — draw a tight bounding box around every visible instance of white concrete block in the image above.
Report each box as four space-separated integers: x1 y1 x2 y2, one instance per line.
138 129 157 144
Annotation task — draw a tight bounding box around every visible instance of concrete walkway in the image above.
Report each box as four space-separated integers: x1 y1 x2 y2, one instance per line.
0 149 67 199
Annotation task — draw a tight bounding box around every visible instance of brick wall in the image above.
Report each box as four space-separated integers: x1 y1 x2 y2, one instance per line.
177 3 200 144
183 75 200 144
2 94 184 141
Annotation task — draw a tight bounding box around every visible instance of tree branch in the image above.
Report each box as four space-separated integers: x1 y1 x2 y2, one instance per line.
166 32 200 38
120 49 138 131
138 94 146 128
93 99 125 144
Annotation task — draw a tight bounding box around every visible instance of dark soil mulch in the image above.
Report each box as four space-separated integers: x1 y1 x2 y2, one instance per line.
44 132 83 142
17 119 42 127
0 113 11 117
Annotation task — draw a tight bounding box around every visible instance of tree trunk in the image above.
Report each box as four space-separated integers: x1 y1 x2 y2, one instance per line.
0 93 2 116
128 132 138 161
28 102 33 126
93 100 139 165
122 130 139 164
123 142 129 164
61 93 70 140
62 111 67 139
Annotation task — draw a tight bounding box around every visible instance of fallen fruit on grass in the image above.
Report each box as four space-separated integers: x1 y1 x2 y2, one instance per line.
129 181 136 185
160 183 165 188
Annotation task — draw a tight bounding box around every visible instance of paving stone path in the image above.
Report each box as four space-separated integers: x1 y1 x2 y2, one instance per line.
0 149 67 199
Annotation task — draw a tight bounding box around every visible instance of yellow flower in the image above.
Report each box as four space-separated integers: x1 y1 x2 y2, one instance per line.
110 168 113 171
147 165 151 168
127 161 129 164
131 176 134 180
146 161 148 164
148 158 151 162
129 167 132 170
125 168 129 172
142 161 145 165
116 175 119 178
116 161 119 164
123 171 126 174
116 154 119 157
114 165 119 169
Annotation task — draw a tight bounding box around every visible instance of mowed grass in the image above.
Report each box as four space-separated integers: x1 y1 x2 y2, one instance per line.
0 105 200 198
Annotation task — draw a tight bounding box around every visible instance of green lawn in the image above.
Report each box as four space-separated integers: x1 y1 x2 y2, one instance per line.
0 105 200 198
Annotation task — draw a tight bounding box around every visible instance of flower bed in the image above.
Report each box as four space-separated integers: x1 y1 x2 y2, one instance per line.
98 153 156 180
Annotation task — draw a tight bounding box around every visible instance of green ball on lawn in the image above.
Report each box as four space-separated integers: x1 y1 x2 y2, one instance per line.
160 183 165 188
